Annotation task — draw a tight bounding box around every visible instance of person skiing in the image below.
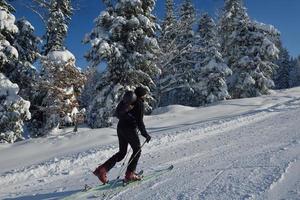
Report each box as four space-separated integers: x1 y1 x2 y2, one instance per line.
93 86 151 184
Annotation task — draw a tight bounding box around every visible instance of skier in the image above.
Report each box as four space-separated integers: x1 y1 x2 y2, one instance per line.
93 87 151 184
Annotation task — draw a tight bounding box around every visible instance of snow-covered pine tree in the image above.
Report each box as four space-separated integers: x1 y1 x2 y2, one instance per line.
179 0 195 31
274 42 291 89
30 0 86 136
219 0 279 98
176 0 196 89
14 19 40 72
161 0 176 33
289 56 300 87
35 51 86 133
0 0 14 13
219 0 249 58
0 73 31 143
43 0 72 55
79 67 100 109
0 72 31 143
84 0 161 128
191 13 232 105
158 0 196 106
156 0 181 107
0 0 31 143
245 21 279 96
12 19 40 101
0 16 40 103
0 0 18 76
158 0 177 52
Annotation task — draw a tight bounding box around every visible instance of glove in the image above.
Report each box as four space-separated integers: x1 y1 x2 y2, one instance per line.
143 133 151 143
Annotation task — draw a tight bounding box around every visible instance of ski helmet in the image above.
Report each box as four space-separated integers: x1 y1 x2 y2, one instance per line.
134 86 148 97
122 91 137 105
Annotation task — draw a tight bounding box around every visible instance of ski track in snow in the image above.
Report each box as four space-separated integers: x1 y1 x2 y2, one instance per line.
266 159 300 200
1 96 300 199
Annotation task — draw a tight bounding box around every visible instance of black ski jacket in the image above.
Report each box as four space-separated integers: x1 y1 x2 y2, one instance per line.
115 98 148 137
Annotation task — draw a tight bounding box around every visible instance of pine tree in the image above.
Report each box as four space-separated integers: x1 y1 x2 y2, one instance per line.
0 73 31 143
177 0 195 63
180 0 195 29
156 0 182 107
159 0 177 50
0 0 14 13
192 13 231 105
12 19 41 100
79 67 100 109
246 21 279 96
219 0 279 98
84 0 161 128
0 0 31 143
158 0 196 106
274 42 291 89
161 0 176 33
0 0 18 75
289 57 300 87
32 58 86 136
30 0 86 136
1 17 40 102
43 0 72 55
219 0 249 58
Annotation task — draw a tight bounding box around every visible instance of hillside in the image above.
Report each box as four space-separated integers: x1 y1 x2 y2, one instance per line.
1 87 300 200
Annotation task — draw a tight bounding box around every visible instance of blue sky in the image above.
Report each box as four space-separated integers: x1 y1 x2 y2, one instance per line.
12 0 300 68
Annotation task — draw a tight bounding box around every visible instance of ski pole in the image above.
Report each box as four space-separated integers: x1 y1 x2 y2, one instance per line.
121 140 147 176
103 140 147 200
109 146 132 185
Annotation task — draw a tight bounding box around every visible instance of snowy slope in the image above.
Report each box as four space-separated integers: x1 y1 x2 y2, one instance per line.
0 88 300 200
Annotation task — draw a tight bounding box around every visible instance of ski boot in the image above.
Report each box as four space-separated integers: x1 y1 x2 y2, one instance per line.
124 171 142 183
93 165 108 184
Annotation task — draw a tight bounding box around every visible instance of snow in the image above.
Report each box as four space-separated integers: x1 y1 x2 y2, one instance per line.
71 107 79 116
18 19 35 32
128 16 140 28
0 73 30 120
0 39 19 60
263 37 280 57
64 86 74 95
138 14 151 27
253 21 280 35
152 104 196 115
64 115 73 124
0 87 300 199
120 0 142 7
98 41 110 55
90 38 100 47
0 73 19 97
47 50 75 64
0 10 18 33
0 73 31 143
6 45 19 58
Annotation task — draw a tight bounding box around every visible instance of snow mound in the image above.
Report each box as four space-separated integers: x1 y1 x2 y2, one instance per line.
152 104 196 115
47 50 75 65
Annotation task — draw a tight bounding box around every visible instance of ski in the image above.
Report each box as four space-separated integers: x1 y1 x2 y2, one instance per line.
62 164 174 200
82 169 144 192
102 165 174 200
